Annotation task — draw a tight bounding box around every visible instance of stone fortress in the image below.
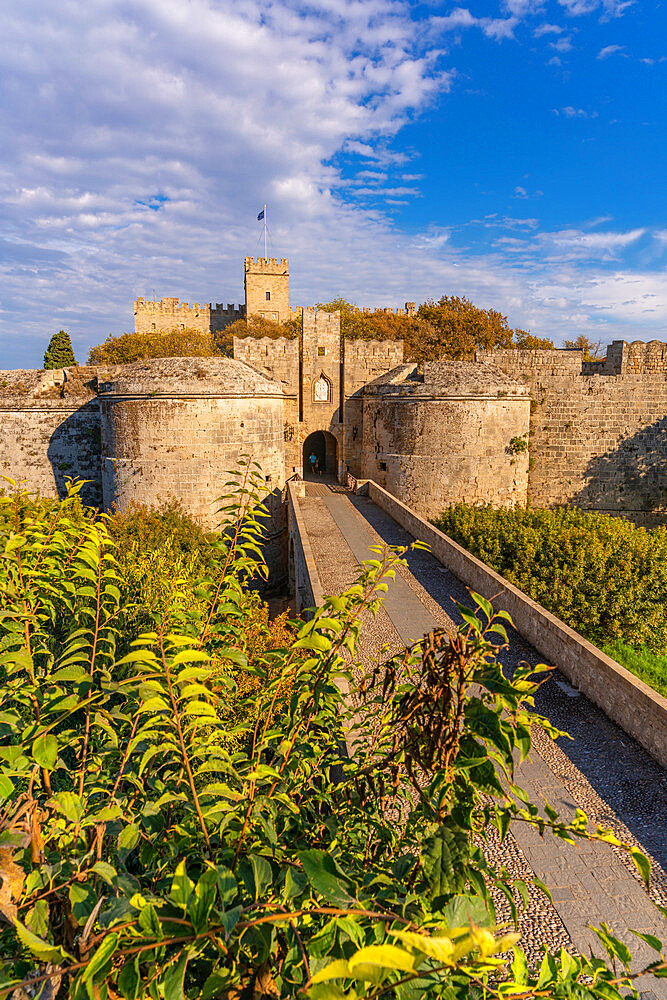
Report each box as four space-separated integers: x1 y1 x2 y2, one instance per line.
0 255 665 547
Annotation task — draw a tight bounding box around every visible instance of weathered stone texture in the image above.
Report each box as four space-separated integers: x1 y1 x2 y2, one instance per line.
0 367 103 504
361 362 530 519
98 357 285 529
482 346 667 520
244 257 290 324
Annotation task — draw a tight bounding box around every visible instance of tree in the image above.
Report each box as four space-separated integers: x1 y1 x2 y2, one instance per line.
43 329 77 369
564 334 606 361
316 296 550 363
214 314 300 357
512 328 555 349
88 327 220 365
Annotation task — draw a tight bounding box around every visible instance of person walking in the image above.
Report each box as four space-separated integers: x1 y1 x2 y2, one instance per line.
309 451 318 477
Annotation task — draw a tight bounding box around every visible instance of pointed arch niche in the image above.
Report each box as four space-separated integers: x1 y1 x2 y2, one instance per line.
312 372 331 403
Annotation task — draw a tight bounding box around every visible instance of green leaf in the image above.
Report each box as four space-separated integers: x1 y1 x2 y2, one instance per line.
310 959 353 984
511 946 528 984
298 850 358 907
630 929 663 952
164 951 188 1000
348 944 416 978
51 791 84 823
91 861 117 886
170 859 194 909
443 895 492 929
421 824 469 898
190 869 217 933
69 882 97 925
118 824 141 852
631 848 650 888
81 932 119 985
215 865 238 907
15 920 73 963
32 733 58 770
250 854 273 902
0 775 14 801
118 957 141 999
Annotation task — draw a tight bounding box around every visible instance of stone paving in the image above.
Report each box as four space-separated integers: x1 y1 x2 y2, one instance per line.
299 483 667 997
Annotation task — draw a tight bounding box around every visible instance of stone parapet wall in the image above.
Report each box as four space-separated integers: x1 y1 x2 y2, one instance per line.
364 480 667 769
344 339 405 397
134 297 211 335
232 336 300 395
0 367 104 505
98 357 285 529
480 343 667 520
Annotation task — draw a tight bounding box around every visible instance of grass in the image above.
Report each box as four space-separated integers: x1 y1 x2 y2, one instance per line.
602 640 667 699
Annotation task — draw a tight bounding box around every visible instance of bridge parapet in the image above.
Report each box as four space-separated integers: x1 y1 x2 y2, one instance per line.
287 480 324 615
361 480 667 769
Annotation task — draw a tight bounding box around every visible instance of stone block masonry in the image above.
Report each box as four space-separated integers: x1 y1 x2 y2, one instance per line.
481 344 667 522
0 367 104 505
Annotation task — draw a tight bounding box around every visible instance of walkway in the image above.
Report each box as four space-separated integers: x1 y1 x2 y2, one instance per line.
299 483 667 995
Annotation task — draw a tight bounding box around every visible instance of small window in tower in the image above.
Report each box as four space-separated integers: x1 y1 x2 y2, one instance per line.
151 323 156 331
379 461 387 471
266 290 271 301
318 346 326 357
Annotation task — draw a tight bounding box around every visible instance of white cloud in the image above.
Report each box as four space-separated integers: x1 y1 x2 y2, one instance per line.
534 23 564 35
554 106 598 117
432 7 518 40
549 35 574 51
0 0 663 368
597 43 626 59
559 0 633 16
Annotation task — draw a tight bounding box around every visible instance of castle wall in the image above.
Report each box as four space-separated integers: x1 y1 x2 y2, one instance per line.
361 392 530 520
134 298 211 335
342 338 405 476
98 358 285 531
482 344 667 522
0 368 103 505
244 257 290 324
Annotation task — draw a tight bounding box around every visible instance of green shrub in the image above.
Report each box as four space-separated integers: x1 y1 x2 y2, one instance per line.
603 639 667 698
433 505 667 654
0 475 658 998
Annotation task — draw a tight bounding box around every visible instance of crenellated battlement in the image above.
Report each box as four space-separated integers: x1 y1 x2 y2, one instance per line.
134 297 210 316
345 339 404 359
357 302 416 317
244 256 289 272
233 336 298 357
134 297 212 336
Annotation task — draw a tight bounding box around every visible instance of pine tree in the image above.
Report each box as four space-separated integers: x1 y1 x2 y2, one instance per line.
43 330 77 369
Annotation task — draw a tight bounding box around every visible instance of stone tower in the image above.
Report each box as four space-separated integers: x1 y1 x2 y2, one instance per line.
244 257 290 324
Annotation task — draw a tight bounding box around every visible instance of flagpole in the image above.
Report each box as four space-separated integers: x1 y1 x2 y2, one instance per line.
264 204 267 258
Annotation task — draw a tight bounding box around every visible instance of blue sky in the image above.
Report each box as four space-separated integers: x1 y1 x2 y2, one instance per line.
0 0 665 369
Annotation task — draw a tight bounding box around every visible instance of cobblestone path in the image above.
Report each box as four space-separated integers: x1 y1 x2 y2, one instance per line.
299 483 667 997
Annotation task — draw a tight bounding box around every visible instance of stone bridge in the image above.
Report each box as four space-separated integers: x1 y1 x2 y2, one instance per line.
287 478 667 994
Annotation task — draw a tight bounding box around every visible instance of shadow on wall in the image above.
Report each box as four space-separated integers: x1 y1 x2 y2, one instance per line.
571 416 667 524
47 403 103 507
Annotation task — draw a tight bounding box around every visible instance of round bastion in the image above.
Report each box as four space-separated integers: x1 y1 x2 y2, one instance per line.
98 357 285 528
361 361 531 520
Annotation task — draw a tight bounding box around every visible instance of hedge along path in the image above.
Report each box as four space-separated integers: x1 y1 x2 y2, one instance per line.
296 482 667 993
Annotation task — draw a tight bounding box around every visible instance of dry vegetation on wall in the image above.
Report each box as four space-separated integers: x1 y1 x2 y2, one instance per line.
87 295 560 365
87 328 221 364
0 466 663 997
432 504 667 696
316 296 555 362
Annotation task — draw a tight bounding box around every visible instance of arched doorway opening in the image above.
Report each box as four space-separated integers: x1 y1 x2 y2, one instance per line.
303 430 338 480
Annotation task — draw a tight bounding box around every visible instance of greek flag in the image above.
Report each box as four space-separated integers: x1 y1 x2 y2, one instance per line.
257 208 265 221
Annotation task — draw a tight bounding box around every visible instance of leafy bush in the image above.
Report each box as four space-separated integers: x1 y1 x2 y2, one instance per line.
433 505 667 655
0 472 663 998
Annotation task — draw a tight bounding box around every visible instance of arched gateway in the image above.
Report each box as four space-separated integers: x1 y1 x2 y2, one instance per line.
303 430 338 479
